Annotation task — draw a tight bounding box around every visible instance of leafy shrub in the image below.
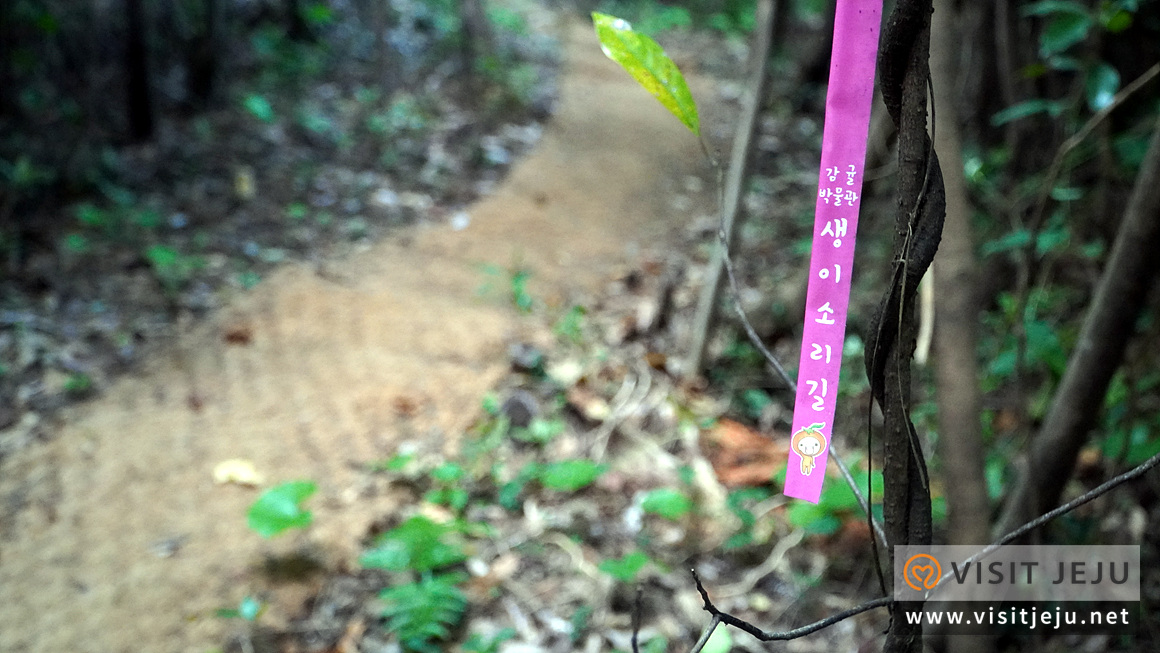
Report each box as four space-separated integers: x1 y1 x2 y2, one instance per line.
360 515 468 573
380 572 469 653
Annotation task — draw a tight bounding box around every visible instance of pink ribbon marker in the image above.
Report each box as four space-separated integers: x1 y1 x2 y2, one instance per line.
784 0 883 503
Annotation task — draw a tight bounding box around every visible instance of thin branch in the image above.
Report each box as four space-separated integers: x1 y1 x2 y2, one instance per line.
718 226 795 387
1026 62 1160 235
632 585 643 653
932 446 1160 594
692 569 892 642
719 224 888 551
683 447 1160 645
688 615 722 653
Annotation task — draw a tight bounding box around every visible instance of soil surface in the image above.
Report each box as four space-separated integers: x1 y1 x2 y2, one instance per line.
0 18 727 653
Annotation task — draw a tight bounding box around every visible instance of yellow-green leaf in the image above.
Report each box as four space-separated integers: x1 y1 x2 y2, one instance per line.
592 13 700 135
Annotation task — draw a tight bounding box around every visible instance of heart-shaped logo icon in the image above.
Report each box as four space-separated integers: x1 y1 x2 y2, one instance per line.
904 554 942 591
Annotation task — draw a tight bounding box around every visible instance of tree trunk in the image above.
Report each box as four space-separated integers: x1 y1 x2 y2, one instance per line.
685 0 781 376
994 114 1160 540
930 2 993 651
460 0 494 78
871 0 942 650
125 0 154 142
930 0 990 554
186 0 220 106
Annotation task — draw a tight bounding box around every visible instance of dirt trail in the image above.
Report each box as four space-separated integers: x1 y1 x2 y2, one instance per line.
0 18 721 653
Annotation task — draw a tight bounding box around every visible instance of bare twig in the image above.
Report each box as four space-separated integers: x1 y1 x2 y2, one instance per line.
1010 64 1160 393
1026 62 1160 236
692 569 893 643
688 615 723 653
943 446 1160 591
631 585 643 653
711 528 805 599
590 363 651 461
682 447 1160 647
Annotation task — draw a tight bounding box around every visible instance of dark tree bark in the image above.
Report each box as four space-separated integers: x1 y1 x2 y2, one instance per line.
0 3 12 116
125 0 154 142
994 115 1160 540
285 0 312 41
186 0 220 106
869 0 943 650
460 0 494 76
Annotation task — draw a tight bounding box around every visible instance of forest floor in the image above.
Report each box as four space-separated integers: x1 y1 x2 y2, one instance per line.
0 9 892 653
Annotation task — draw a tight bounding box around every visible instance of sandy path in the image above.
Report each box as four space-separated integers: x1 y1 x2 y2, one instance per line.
0 19 720 653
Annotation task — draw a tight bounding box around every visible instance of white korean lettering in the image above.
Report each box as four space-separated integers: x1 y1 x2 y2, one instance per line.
818 264 842 283
815 301 836 325
810 343 833 364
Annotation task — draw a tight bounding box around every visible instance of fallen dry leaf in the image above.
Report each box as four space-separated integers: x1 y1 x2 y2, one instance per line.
222 322 254 345
701 418 787 488
391 393 425 417
644 351 666 370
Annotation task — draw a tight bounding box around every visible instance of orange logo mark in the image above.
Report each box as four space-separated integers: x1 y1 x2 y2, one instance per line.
903 554 942 592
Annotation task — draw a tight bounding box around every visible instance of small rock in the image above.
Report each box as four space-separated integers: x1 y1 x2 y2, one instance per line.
501 390 538 429
507 342 543 373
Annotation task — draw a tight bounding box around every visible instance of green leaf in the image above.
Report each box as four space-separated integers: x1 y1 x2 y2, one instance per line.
1113 131 1151 171
738 388 771 419
359 516 467 573
980 228 1032 256
75 202 106 227
990 99 1064 126
246 480 316 538
464 627 517 653
62 233 90 253
511 418 564 444
817 468 883 512
1039 12 1093 57
1125 424 1160 466
243 94 276 123
430 462 465 483
1085 62 1121 112
598 551 651 581
786 501 841 535
592 13 700 135
641 636 669 653
1102 9 1133 32
498 478 528 510
63 372 93 396
538 460 606 492
1049 185 1084 201
1020 0 1089 17
238 595 262 622
145 244 178 269
380 573 468 652
641 488 693 520
984 455 1007 501
1034 223 1071 257
1045 55 1082 71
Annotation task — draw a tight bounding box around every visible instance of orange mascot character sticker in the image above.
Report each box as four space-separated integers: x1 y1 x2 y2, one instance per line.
790 422 828 476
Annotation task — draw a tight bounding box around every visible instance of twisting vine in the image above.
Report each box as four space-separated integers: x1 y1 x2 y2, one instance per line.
864 1 943 651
